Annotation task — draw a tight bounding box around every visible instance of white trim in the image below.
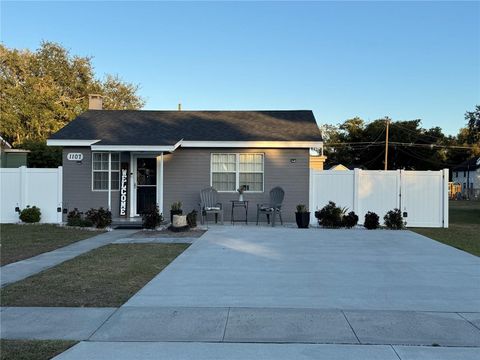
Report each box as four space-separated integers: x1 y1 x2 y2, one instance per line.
47 139 100 146
107 152 112 210
159 153 164 216
210 153 265 193
182 141 322 148
131 154 159 217
91 144 178 152
91 152 121 192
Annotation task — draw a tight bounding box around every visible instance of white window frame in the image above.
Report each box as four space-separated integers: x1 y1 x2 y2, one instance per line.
91 152 121 192
210 153 264 193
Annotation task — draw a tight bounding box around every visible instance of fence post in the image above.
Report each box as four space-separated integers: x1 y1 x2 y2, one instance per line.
309 168 314 225
398 169 402 211
443 168 449 228
19 166 28 210
57 166 63 223
353 168 360 214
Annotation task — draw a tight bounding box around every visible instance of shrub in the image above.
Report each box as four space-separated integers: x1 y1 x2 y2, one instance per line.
85 207 112 228
171 201 182 211
187 210 198 228
142 206 163 229
296 204 308 213
342 211 359 228
19 206 41 223
314 201 346 228
364 211 380 230
384 208 406 230
66 208 93 227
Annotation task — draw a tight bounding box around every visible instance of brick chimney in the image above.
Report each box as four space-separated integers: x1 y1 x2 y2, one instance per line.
88 94 103 110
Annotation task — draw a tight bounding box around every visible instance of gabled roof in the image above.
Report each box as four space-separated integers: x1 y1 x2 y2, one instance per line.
453 157 480 171
48 110 322 147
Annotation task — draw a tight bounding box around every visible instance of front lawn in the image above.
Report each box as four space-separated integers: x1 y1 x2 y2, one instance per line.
0 340 77 360
412 201 480 256
0 243 189 307
0 224 103 266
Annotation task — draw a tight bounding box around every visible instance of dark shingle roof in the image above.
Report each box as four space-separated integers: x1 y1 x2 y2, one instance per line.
453 157 480 171
50 110 322 145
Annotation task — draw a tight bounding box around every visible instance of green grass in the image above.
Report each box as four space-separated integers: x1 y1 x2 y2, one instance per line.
412 201 480 256
0 340 77 360
0 243 189 307
0 224 103 266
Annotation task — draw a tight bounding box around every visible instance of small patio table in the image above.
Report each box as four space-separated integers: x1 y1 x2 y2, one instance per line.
230 200 249 225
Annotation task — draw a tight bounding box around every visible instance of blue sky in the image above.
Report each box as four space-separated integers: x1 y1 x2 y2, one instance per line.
2 1 479 135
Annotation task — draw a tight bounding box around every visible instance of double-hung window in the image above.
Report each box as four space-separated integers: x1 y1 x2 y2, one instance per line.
92 152 120 191
211 153 264 192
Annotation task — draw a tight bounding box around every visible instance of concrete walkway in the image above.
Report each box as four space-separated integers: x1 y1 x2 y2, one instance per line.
125 226 480 312
54 342 480 360
0 230 135 287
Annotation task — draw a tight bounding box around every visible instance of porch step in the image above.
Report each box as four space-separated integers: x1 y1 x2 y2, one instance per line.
112 218 143 230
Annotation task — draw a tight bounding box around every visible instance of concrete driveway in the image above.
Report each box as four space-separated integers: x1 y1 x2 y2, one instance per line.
126 226 480 312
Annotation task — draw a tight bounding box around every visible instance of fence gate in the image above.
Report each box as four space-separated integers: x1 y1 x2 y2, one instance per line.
309 169 448 228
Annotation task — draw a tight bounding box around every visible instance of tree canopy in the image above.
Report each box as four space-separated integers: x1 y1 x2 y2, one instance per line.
0 41 145 145
322 112 479 171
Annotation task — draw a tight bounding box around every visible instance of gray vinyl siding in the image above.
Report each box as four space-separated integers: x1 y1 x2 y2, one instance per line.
163 148 309 223
62 147 309 223
62 147 125 219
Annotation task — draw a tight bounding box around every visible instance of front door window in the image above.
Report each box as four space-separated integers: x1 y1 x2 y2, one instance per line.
136 158 156 214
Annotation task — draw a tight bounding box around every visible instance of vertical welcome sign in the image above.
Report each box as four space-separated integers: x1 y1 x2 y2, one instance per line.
119 163 129 217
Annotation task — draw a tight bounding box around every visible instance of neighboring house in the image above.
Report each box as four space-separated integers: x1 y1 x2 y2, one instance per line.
328 164 350 171
0 136 29 168
452 157 480 198
47 97 323 222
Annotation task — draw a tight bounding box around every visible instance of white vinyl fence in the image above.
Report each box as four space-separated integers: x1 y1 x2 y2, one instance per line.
0 166 63 223
309 169 449 228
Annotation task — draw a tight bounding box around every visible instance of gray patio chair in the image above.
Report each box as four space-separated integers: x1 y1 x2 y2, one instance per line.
256 186 285 226
199 187 224 225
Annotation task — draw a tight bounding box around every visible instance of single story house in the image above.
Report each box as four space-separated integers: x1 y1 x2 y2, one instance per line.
47 97 323 223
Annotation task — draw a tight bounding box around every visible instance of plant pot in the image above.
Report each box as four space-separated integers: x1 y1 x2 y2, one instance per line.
170 209 183 223
295 212 310 228
239 194 244 202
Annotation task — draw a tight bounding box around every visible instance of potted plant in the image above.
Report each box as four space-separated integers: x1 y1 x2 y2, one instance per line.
295 204 310 229
170 201 183 223
237 185 246 201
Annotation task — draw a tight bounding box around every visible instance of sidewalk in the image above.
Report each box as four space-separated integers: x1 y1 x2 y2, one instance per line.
54 341 480 360
2 306 479 347
0 230 135 287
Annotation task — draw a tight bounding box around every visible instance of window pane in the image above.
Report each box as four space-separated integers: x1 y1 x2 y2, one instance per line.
111 153 120 162
240 154 263 172
111 160 120 171
240 173 263 192
212 154 236 172
212 172 236 191
111 171 120 190
93 161 102 170
93 172 108 190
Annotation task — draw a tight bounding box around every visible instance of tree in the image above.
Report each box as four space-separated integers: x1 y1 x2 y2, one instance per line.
0 41 145 145
464 105 480 144
20 140 62 168
323 117 457 170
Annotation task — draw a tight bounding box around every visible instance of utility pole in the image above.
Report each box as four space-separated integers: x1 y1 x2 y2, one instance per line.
384 118 390 170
